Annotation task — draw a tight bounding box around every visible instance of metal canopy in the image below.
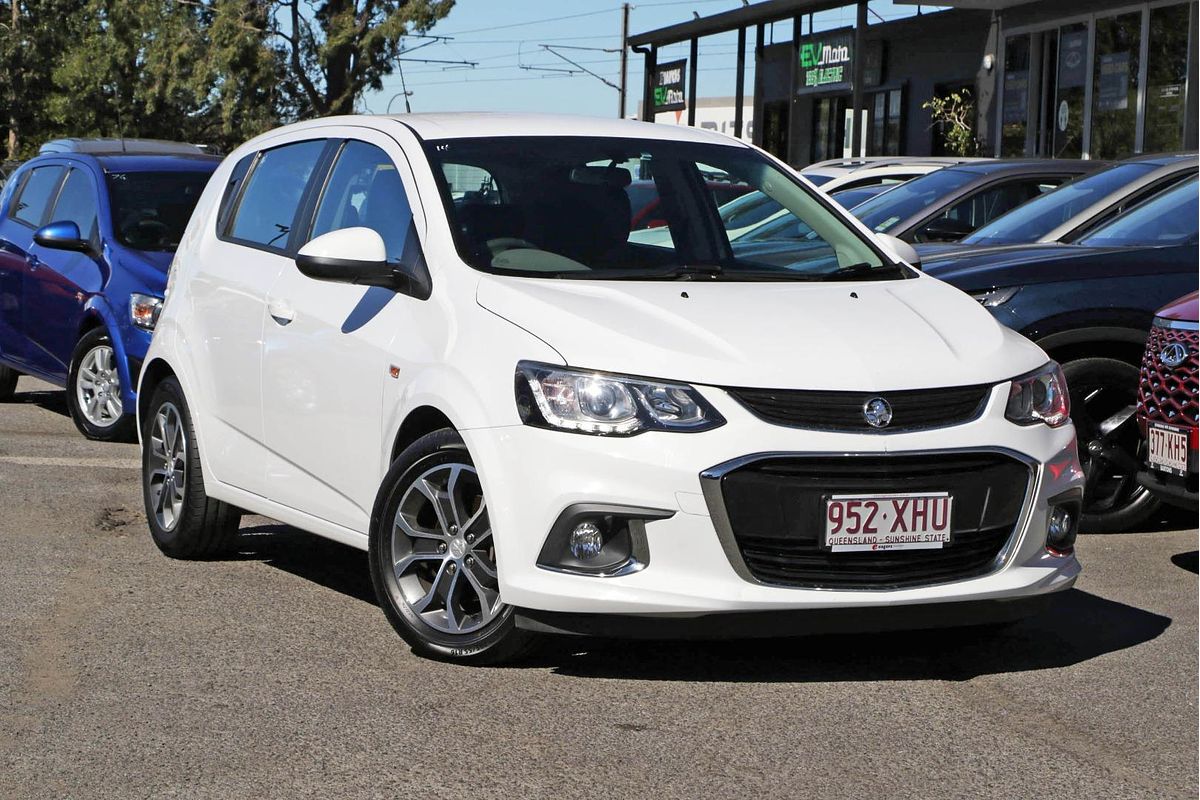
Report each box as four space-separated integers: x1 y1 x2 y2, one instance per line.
628 0 856 47
893 0 1031 7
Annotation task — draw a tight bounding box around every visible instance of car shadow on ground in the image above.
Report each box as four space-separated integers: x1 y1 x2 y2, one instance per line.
11 387 69 418
1171 550 1198 574
231 520 1174 683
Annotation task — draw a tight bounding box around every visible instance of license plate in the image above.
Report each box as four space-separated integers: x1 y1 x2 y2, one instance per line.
824 492 953 552
1148 422 1189 476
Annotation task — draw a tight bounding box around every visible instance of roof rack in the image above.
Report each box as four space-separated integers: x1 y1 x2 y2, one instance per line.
39 138 214 156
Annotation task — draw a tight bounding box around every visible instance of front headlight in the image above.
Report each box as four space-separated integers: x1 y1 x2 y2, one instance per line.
1005 361 1070 427
970 286 1020 308
515 361 725 436
129 293 163 331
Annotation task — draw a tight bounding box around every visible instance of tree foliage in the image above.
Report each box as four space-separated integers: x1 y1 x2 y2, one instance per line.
270 0 454 117
0 0 455 158
922 88 979 157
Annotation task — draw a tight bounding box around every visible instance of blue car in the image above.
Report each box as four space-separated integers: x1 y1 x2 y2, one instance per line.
0 139 219 440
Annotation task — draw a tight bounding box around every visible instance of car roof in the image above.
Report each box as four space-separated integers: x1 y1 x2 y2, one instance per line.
947 158 1105 175
1118 152 1198 167
39 138 213 156
23 151 222 173
258 113 752 148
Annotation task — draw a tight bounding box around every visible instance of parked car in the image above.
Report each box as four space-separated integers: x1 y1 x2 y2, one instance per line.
849 159 1108 243
801 156 985 192
922 177 1199 531
138 114 1084 664
1136 291 1198 511
918 153 1197 259
0 139 220 440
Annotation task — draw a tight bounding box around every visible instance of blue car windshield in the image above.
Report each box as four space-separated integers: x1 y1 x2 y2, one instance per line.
107 170 212 251
962 162 1157 245
850 168 976 233
1079 176 1199 248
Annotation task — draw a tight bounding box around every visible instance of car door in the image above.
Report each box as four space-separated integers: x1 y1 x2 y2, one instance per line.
913 175 1071 243
24 165 103 379
189 137 330 494
0 164 65 372
260 131 428 532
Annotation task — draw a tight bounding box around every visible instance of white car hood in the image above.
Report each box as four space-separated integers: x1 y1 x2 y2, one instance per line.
476 273 1046 391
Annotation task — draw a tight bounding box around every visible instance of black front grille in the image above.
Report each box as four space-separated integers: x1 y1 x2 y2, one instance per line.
726 384 991 432
713 453 1030 590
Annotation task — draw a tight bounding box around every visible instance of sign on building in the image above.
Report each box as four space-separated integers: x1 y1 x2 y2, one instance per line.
653 59 687 113
796 28 854 94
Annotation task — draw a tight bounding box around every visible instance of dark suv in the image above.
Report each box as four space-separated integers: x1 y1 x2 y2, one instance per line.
0 139 219 440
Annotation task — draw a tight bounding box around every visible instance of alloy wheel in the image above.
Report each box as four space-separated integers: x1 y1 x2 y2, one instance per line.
147 402 187 531
389 462 502 635
76 345 123 427
1074 383 1150 518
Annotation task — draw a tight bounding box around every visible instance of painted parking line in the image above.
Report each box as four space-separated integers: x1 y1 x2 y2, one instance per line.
0 455 140 470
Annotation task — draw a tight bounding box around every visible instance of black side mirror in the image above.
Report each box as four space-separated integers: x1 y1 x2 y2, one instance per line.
920 217 976 243
34 220 91 253
296 226 432 299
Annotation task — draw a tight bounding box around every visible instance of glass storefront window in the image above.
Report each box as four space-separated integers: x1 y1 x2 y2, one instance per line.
1090 12 1142 159
1052 23 1088 157
1001 35 1031 156
1144 3 1192 153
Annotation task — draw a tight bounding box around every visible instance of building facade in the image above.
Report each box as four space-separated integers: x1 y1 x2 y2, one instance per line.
630 0 1198 167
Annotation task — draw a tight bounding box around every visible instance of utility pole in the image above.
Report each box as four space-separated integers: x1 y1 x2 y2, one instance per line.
618 2 630 119
7 0 18 159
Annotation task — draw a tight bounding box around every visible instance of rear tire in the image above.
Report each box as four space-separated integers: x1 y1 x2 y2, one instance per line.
141 376 241 558
0 364 18 401
68 328 135 442
1063 357 1160 533
368 428 537 665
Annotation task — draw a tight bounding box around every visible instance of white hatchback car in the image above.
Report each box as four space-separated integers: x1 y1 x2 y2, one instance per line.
138 114 1084 663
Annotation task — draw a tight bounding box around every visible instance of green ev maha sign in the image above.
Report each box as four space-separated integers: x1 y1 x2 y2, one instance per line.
797 28 853 94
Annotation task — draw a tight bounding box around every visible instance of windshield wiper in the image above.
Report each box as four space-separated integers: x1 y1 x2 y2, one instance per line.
820 261 908 282
629 263 725 280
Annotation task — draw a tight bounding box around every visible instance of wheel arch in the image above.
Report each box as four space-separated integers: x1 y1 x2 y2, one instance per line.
137 357 178 431
1034 326 1148 368
390 405 457 465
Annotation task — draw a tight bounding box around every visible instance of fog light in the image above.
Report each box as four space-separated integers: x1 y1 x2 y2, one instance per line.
569 522 605 560
1045 493 1081 554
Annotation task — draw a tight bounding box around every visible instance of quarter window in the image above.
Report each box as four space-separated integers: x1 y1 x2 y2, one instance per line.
11 166 64 227
50 169 99 241
228 139 326 251
310 141 414 262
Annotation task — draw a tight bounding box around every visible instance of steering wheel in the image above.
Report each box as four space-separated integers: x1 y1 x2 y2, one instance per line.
123 218 171 248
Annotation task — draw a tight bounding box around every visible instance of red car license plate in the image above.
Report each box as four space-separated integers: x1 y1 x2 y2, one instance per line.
1148 422 1189 476
824 492 953 552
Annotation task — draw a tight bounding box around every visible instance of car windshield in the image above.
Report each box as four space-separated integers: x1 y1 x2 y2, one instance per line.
832 185 891 209
962 162 1158 245
426 136 895 282
107 170 213 251
1078 176 1199 248
850 167 977 233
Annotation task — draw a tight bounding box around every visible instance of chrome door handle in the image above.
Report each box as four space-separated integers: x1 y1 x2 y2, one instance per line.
268 299 295 326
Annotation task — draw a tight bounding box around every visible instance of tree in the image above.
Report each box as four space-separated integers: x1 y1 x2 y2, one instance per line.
269 0 454 117
0 0 81 158
47 0 284 153
923 88 979 157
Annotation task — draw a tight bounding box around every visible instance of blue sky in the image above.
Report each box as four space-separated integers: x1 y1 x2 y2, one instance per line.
362 1 934 118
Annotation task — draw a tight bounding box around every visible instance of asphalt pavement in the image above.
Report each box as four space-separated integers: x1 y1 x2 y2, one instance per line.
1 376 1196 800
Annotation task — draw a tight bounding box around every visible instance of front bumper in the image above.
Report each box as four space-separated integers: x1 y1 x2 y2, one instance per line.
463 383 1083 618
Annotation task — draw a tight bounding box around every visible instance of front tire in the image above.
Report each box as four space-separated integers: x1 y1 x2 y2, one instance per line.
368 428 536 664
1064 357 1160 533
68 328 135 441
141 376 241 558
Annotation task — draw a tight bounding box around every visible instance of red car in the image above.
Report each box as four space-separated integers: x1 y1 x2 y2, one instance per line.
626 179 753 230
1136 291 1198 510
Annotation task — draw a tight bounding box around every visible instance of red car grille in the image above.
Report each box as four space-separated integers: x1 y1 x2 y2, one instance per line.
1136 322 1199 428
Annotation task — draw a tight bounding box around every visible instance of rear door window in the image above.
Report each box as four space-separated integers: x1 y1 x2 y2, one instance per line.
915 177 1068 241
49 169 99 241
11 166 65 227
227 139 327 251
